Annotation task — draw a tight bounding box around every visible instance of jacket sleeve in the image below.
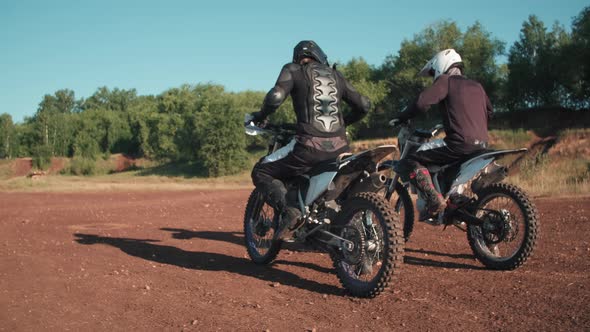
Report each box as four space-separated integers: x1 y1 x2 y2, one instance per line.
337 71 371 126
398 75 449 121
255 64 295 121
485 92 493 120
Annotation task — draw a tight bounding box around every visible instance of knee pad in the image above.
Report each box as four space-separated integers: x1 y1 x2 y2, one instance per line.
266 179 288 210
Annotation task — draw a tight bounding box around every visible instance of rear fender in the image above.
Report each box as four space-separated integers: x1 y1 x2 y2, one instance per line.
448 148 527 195
339 145 397 174
321 145 396 202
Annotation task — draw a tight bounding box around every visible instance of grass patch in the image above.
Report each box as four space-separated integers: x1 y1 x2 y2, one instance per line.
489 129 532 150
507 155 589 196
0 170 254 192
0 159 13 180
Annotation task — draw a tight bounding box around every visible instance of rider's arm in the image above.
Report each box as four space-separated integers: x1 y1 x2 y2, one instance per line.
337 71 371 125
253 64 295 122
485 92 493 120
398 75 449 121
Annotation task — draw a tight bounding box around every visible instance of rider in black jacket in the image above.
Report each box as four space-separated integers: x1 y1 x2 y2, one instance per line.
392 49 493 222
250 40 371 239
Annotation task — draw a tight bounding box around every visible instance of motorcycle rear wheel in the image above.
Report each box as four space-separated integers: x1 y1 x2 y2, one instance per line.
467 183 539 270
331 192 404 298
243 189 282 265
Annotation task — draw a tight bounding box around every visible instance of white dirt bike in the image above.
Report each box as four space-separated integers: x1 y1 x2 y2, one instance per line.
243 121 404 298
379 118 539 270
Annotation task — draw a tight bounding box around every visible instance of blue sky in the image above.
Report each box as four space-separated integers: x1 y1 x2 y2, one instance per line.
1 0 587 122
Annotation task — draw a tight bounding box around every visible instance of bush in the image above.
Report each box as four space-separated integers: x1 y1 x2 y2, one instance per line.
69 157 97 176
198 106 249 177
32 145 52 170
73 132 100 160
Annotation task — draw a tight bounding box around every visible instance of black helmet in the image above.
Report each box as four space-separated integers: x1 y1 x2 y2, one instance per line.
293 40 328 65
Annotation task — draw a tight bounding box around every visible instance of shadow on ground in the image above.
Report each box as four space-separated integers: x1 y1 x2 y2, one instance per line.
404 248 483 270
160 228 318 253
159 228 484 270
135 162 208 179
74 233 344 296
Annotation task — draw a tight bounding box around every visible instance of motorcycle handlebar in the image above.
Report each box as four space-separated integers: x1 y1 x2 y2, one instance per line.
244 122 297 136
388 118 444 136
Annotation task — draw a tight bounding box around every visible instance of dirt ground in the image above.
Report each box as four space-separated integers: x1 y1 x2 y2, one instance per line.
0 190 588 331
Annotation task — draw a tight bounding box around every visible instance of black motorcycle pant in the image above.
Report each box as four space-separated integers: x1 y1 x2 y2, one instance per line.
397 141 486 183
251 139 348 210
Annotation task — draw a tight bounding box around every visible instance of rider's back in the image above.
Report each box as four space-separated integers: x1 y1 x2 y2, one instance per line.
276 61 367 140
438 75 491 147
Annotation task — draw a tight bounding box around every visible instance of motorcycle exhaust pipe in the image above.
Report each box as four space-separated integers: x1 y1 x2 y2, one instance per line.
370 173 387 190
349 172 387 196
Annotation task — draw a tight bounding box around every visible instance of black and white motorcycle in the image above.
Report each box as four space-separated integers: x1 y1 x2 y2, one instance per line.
379 118 539 270
243 119 404 298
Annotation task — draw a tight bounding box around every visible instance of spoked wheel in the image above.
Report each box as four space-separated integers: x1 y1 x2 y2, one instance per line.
467 183 539 270
331 192 404 298
243 189 282 265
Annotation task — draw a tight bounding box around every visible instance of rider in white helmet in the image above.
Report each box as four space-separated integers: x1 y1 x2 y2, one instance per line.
418 48 464 79
392 49 493 221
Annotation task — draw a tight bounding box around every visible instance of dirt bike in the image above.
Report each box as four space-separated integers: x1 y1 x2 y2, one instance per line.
379 118 539 270
243 120 404 298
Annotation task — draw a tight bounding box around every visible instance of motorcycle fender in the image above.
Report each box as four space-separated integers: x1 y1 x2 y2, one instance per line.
448 157 494 194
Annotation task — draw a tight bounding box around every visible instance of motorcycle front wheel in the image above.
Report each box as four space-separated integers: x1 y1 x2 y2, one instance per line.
243 189 282 265
467 183 539 270
331 192 404 298
385 181 414 241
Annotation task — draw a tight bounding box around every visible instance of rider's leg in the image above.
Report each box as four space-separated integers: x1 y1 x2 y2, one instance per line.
251 147 312 239
251 142 348 239
398 159 446 219
410 167 447 218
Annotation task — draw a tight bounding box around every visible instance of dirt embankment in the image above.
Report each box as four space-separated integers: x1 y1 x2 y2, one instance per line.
6 154 140 178
11 158 68 177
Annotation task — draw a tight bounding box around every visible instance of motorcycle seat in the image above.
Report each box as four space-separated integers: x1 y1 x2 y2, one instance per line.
307 159 339 176
427 149 495 174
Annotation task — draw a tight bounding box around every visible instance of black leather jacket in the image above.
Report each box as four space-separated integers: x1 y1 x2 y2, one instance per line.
254 61 371 140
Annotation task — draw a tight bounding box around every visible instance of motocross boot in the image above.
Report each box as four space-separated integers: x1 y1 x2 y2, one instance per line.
266 180 301 240
410 168 447 221
274 206 302 240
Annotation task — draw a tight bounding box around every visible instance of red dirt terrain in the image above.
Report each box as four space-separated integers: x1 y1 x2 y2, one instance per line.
0 190 588 331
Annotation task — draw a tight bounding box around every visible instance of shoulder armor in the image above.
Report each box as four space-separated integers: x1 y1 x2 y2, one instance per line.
284 63 301 71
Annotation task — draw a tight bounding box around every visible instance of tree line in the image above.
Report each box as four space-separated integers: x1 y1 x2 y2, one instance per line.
0 8 588 177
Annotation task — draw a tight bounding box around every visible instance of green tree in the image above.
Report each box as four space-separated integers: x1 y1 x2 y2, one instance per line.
33 89 77 156
506 15 570 108
339 57 389 137
198 103 249 177
566 6 590 106
460 22 506 105
81 87 137 112
0 113 15 158
377 20 504 124
128 95 158 157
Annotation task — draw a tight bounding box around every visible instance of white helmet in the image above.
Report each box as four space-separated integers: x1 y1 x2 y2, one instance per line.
418 49 463 80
